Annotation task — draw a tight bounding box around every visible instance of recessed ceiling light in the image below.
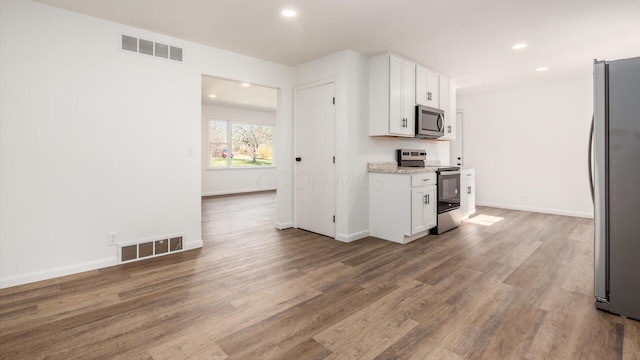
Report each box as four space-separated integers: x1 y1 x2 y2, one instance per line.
208 94 217 98
281 9 296 17
512 43 527 50
536 67 549 72
241 83 251 87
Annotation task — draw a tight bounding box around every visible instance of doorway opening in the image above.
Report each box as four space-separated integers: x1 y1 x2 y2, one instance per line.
200 75 279 239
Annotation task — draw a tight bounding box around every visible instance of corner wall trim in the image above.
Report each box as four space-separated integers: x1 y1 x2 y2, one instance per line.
336 230 370 243
276 222 294 230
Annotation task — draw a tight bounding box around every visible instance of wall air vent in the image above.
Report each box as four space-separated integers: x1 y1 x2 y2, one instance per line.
155 42 169 59
120 34 183 62
138 39 154 56
170 46 183 61
121 35 137 52
119 235 185 264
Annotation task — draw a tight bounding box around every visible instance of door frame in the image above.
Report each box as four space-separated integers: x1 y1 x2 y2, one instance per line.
451 110 464 166
292 78 337 237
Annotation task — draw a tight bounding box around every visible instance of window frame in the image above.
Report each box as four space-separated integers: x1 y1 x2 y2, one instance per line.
206 118 276 170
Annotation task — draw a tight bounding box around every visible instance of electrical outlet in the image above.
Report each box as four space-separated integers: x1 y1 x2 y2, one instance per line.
521 194 528 202
107 232 118 246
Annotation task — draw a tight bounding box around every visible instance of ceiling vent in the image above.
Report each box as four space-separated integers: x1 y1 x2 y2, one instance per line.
120 34 183 62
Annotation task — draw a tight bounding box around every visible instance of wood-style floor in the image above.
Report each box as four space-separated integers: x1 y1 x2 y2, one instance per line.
1 191 638 359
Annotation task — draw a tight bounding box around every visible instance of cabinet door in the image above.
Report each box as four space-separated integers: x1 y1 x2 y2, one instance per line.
389 55 405 135
425 186 437 230
440 78 457 141
411 187 428 234
416 66 439 108
460 178 469 217
467 180 476 215
415 66 428 106
460 175 475 219
426 68 439 108
439 75 448 112
402 60 416 135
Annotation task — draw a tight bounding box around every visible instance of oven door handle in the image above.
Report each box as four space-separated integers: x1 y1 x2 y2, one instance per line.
439 170 460 176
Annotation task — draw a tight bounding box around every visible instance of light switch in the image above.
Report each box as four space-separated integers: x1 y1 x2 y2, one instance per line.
186 146 195 157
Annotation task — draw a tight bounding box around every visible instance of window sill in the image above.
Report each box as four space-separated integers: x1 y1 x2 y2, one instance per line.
206 166 277 171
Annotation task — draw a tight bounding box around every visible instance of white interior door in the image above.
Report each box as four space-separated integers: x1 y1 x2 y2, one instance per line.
294 82 335 238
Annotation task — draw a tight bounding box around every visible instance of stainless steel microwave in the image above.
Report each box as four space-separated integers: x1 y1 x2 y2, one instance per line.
415 105 444 139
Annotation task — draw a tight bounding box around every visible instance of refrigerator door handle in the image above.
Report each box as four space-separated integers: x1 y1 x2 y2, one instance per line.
588 115 595 204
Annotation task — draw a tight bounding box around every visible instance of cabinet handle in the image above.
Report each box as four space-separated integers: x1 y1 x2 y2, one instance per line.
424 194 429 204
447 125 452 133
427 91 432 101
467 186 471 194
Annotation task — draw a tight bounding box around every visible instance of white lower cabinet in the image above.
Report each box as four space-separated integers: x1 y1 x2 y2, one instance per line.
411 186 437 234
461 168 476 219
369 172 437 243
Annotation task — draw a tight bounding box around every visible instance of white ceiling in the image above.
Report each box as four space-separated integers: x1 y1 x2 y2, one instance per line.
201 76 277 112
36 0 640 95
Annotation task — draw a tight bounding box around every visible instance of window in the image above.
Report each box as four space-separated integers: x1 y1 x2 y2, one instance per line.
208 119 274 168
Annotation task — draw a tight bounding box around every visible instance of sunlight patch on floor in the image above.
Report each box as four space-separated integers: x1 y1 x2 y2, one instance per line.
465 214 505 226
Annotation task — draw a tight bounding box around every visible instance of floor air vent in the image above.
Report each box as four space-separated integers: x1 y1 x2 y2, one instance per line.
120 34 183 62
120 236 184 263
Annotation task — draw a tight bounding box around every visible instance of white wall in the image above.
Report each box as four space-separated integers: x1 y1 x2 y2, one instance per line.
458 77 593 218
0 0 294 288
294 50 451 241
201 104 277 196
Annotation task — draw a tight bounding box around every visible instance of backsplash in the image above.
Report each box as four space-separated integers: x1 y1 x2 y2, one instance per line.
363 137 450 165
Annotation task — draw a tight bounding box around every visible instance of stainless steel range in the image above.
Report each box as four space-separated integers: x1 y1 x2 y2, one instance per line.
396 149 427 167
431 167 461 234
396 149 461 234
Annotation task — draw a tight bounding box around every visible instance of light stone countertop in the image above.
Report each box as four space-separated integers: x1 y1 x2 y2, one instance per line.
367 162 437 174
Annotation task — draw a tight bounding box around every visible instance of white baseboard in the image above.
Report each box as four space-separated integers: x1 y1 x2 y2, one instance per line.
476 201 594 219
0 257 117 289
184 239 204 250
0 239 204 289
335 230 370 243
202 187 276 197
276 221 294 230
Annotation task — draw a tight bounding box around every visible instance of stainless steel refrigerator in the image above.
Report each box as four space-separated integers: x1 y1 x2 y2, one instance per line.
590 56 640 320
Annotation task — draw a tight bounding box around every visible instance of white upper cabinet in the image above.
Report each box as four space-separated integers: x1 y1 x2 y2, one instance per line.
440 77 456 141
369 52 456 140
370 53 416 137
415 65 439 108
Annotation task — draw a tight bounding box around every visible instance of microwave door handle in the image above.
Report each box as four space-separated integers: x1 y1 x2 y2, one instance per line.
437 114 444 131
